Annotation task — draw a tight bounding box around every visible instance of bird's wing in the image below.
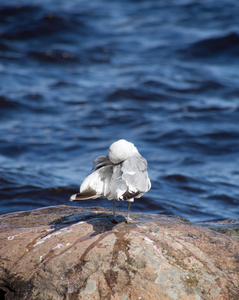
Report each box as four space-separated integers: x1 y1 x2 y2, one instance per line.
121 153 151 200
70 156 113 201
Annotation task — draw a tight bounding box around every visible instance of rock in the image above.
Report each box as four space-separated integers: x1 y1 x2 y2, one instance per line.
0 205 238 300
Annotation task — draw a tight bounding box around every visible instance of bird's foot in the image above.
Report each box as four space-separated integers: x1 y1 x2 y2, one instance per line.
125 217 132 224
112 217 119 224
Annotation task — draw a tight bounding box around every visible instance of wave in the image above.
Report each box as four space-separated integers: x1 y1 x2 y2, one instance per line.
185 32 239 59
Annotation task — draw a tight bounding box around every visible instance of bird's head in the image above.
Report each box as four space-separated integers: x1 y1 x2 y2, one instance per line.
108 139 138 164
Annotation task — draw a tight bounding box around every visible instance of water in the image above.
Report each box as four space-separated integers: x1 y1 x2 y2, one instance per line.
1 0 239 222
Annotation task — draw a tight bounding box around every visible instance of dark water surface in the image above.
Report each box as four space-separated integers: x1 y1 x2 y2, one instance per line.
1 0 239 222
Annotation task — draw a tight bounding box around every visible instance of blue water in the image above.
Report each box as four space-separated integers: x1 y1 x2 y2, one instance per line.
1 0 239 222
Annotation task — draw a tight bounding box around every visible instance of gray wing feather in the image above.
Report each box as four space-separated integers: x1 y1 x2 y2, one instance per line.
92 156 112 171
121 154 150 194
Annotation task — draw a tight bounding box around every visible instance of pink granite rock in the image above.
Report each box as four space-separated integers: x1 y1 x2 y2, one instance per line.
0 205 238 300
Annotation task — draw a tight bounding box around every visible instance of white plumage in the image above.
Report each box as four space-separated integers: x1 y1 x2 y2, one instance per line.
70 139 151 222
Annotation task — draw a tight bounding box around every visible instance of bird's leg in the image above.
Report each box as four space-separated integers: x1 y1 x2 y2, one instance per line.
112 199 118 223
126 201 132 223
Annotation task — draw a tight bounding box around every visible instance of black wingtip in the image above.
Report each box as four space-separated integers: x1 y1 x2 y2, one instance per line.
70 189 97 201
120 190 140 201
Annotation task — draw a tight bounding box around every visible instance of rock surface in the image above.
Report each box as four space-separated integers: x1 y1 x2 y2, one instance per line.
0 205 238 300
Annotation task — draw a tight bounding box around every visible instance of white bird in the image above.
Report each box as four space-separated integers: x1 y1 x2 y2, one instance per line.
70 139 151 223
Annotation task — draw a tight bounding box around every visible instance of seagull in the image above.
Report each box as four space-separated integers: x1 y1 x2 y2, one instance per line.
70 139 151 223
